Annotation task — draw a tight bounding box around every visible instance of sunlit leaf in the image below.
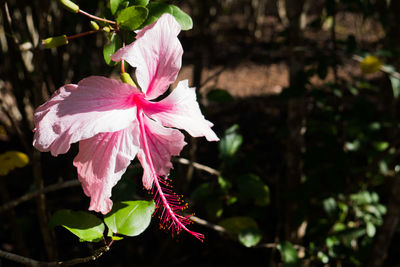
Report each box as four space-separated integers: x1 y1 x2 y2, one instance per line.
366 222 376 237
49 210 104 242
110 0 125 14
116 6 149 31
218 176 231 192
219 124 243 159
360 55 382 74
143 2 193 30
238 228 262 247
0 151 29 176
374 141 389 152
104 200 155 237
389 76 400 98
317 251 329 264
277 241 300 265
323 197 337 216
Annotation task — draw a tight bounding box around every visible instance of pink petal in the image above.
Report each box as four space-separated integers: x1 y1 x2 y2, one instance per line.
73 123 140 214
111 14 182 100
136 114 186 189
141 80 219 141
33 76 139 156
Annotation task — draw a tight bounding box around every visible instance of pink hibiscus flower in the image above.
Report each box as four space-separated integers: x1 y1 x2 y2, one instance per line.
33 14 218 240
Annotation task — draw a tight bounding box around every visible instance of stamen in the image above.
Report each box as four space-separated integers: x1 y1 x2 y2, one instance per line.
137 110 204 241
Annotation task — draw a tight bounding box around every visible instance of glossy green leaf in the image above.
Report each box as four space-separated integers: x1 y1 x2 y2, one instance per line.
110 0 125 14
277 241 300 265
238 228 262 247
103 33 122 66
207 89 234 103
49 210 104 242
111 0 148 15
104 200 155 237
143 2 193 30
219 124 243 159
237 174 270 206
116 6 149 31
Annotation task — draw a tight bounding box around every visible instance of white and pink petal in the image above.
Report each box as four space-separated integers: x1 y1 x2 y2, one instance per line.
141 80 219 142
136 113 186 189
111 14 182 100
33 76 138 156
73 122 140 214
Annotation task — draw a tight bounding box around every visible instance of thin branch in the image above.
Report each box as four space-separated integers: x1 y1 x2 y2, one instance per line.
189 215 230 234
189 215 306 251
0 180 80 213
78 9 116 25
0 157 220 213
173 157 221 176
0 245 110 266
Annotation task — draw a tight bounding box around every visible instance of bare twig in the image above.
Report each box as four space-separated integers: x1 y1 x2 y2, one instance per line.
189 215 230 234
0 245 110 266
173 157 221 176
0 180 80 213
189 215 306 251
0 156 220 213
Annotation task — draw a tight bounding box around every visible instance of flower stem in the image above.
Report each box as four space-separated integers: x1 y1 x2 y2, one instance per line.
67 30 99 40
78 9 116 25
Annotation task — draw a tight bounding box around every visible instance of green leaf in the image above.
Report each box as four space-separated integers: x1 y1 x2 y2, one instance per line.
111 0 148 15
110 0 125 14
219 216 259 234
168 5 193 31
360 55 382 74
237 174 270 206
49 210 104 242
104 200 155 237
129 0 149 6
207 89 234 103
143 2 193 30
116 6 149 31
238 228 262 247
374 141 389 151
366 221 376 237
323 197 337 216
217 176 231 192
277 241 300 265
390 76 400 98
219 124 243 159
103 34 122 66
191 182 211 202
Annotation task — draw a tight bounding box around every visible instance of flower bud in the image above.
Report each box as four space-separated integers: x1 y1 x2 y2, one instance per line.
121 73 137 87
42 35 68 49
59 0 79 13
102 26 111 33
90 21 100 31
